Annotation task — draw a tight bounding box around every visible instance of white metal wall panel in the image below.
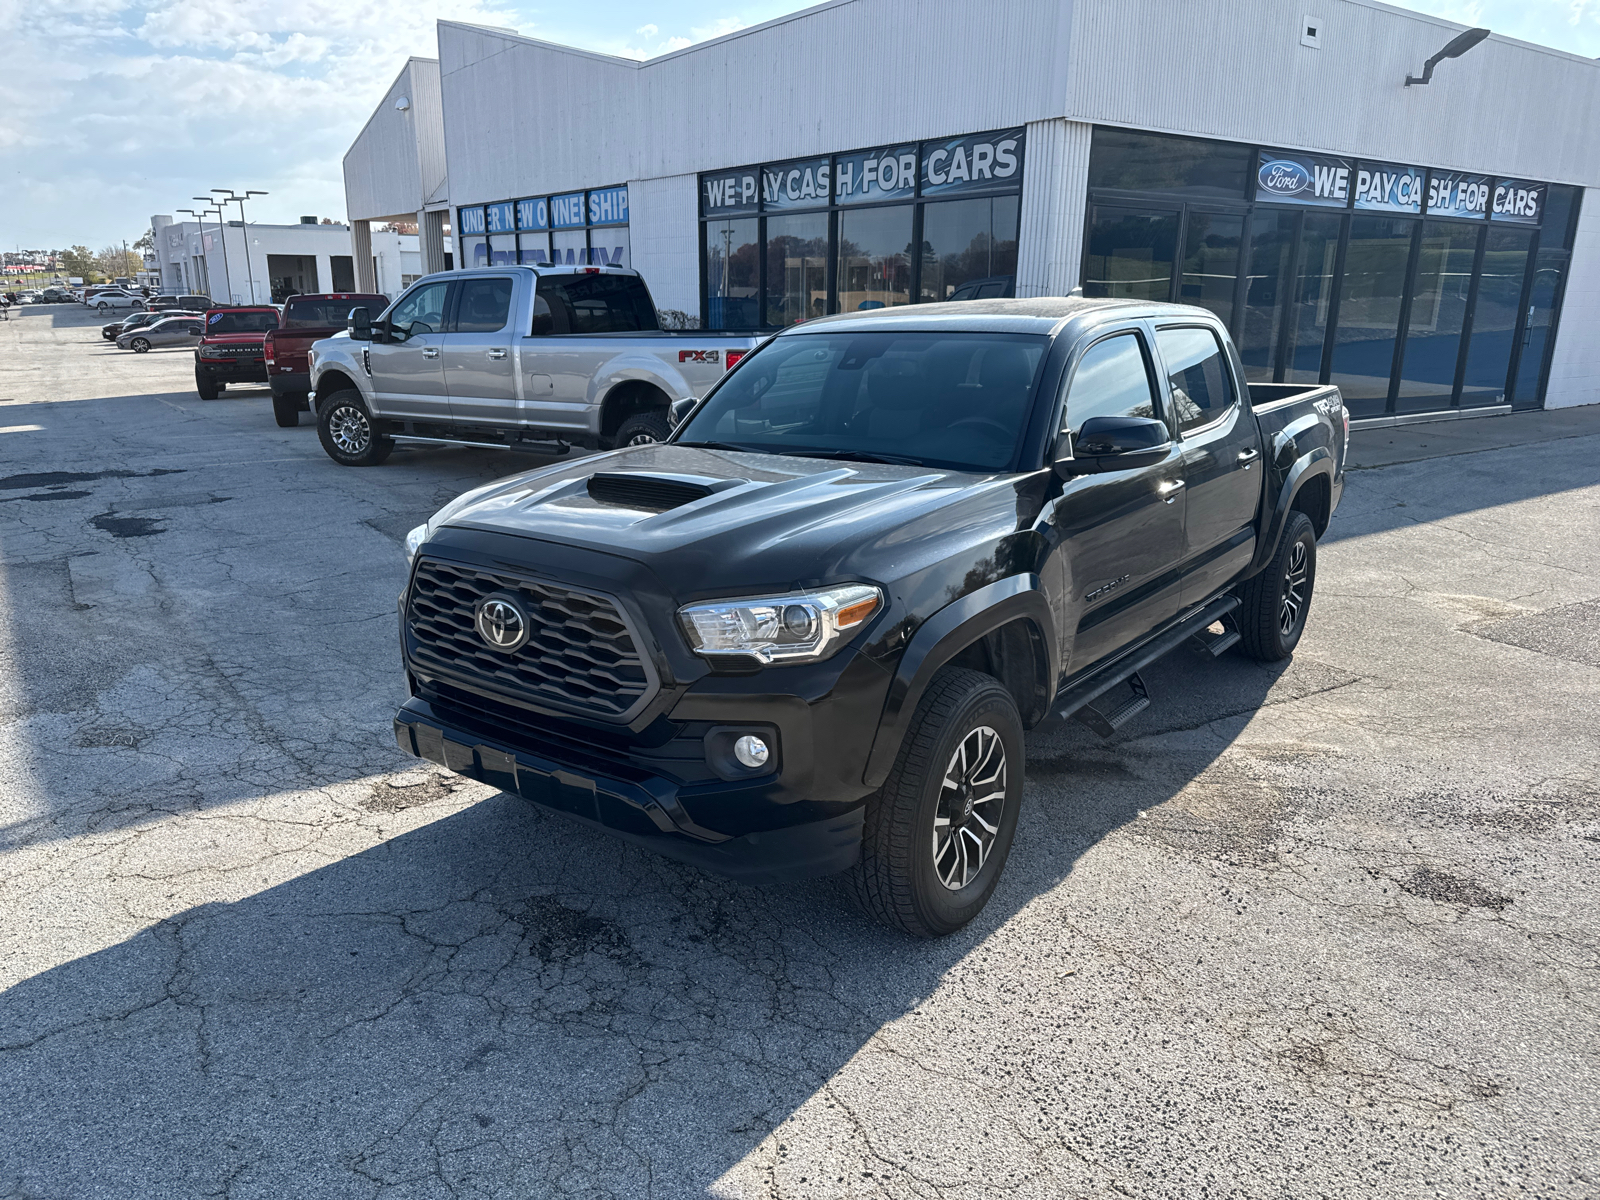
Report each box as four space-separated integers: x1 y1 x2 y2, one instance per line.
1016 119 1092 298
627 174 700 319
1065 0 1600 187
1542 189 1600 409
343 59 442 221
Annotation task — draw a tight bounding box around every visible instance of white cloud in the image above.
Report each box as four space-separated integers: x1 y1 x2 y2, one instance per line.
636 22 658 36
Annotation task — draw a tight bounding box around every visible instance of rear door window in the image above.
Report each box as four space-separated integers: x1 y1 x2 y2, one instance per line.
453 277 514 334
1062 332 1161 436
534 275 658 334
1156 326 1236 432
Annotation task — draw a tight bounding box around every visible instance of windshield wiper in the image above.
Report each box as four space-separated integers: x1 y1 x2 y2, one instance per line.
778 448 926 466
674 440 765 452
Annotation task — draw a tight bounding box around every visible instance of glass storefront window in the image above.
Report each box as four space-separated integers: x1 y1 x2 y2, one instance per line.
590 225 631 269
837 205 912 312
1239 211 1296 380
1179 211 1243 327
1459 227 1532 407
705 218 759 330
1088 129 1252 199
919 195 1020 302
518 233 551 265
487 234 517 266
765 213 828 327
551 229 588 266
462 236 488 269
1286 213 1341 384
1513 245 1568 407
1329 216 1414 415
1083 206 1178 302
1395 221 1480 412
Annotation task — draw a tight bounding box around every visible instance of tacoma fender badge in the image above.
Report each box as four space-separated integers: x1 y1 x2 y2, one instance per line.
1085 574 1130 603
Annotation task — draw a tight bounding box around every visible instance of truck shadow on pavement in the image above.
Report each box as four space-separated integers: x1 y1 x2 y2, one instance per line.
0 646 1314 1197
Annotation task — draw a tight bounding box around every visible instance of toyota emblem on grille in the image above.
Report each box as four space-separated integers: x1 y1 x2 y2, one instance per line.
474 593 530 652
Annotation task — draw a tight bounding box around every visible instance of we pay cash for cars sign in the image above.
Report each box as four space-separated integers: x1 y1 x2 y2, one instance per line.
1257 153 1426 212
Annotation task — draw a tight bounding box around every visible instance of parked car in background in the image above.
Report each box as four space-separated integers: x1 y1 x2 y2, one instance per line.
392 296 1347 935
40 287 79 304
151 294 210 312
946 275 1016 302
309 266 759 465
262 292 387 427
118 314 205 352
194 306 279 399
102 309 200 340
86 289 144 312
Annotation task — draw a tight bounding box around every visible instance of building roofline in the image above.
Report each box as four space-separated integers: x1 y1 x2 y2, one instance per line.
344 59 432 166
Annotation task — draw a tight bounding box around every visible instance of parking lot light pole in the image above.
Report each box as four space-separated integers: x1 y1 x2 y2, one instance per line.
213 189 269 303
194 197 232 302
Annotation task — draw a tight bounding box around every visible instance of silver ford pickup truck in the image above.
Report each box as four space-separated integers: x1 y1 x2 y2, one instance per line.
307 265 761 466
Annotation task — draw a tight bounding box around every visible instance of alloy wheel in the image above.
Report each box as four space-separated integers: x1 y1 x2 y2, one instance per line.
626 431 659 446
1280 539 1309 637
933 725 1007 891
328 405 372 454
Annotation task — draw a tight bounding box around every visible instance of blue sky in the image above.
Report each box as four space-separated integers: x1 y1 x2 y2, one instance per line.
0 0 1594 251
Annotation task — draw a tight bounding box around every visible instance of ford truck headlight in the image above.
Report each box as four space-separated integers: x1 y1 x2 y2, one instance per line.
678 584 882 664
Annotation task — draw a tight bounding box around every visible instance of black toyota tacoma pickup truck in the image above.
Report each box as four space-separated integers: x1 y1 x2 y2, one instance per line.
393 298 1345 936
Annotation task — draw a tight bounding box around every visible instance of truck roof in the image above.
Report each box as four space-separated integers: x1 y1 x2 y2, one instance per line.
418 264 640 286
786 297 1221 337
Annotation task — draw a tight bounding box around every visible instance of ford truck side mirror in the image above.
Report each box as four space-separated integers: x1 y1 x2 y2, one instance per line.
347 307 371 341
1054 415 1173 478
669 397 699 429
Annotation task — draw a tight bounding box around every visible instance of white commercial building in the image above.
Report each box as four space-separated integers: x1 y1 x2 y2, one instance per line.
146 217 427 305
345 0 1600 419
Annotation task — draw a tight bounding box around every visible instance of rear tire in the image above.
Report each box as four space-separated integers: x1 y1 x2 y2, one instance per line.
1236 510 1317 662
131 301 145 311
613 410 671 447
272 392 301 427
195 370 219 401
317 390 393 466
846 667 1024 938
97 301 109 313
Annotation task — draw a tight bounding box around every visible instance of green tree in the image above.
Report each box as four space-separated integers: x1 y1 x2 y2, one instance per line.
95 245 142 279
58 245 98 280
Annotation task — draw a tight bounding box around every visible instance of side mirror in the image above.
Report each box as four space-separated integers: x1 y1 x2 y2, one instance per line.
669 396 699 429
1054 415 1173 478
346 307 371 341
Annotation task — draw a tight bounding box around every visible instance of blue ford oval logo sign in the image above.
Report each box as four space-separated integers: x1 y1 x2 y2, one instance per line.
1259 159 1311 196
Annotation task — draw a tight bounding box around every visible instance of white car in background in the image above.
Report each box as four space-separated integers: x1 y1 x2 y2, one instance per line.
86 290 145 313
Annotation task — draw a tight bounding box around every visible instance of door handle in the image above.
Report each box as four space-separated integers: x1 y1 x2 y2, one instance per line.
1160 479 1186 503
1237 448 1260 468
421 347 439 359
487 348 507 359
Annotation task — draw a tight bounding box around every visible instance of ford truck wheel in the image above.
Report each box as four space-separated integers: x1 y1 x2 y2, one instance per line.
848 666 1023 938
1236 510 1317 662
272 392 301 428
317 390 393 466
195 370 219 400
614 411 670 447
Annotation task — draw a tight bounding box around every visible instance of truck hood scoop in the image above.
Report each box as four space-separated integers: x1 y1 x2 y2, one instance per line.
586 471 739 512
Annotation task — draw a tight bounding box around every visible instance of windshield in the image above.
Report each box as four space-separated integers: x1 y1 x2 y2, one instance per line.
205 310 278 334
675 331 1047 472
282 296 385 329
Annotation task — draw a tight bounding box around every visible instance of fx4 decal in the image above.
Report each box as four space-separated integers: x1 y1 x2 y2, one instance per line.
678 349 721 364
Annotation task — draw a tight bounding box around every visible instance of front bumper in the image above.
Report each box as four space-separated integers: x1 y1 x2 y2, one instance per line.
196 356 267 383
395 695 864 883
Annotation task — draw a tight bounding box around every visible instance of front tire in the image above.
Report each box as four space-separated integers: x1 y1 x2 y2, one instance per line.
131 301 145 311
613 410 671 447
195 370 219 401
272 392 302 427
1236 510 1317 661
317 390 393 466
130 337 150 353
847 667 1024 938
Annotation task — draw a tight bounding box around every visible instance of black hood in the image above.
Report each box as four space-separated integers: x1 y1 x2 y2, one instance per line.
433 444 1031 601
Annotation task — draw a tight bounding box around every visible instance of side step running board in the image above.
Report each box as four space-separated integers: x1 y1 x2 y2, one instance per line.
1047 593 1241 738
1073 671 1149 737
1191 622 1241 658
392 434 571 455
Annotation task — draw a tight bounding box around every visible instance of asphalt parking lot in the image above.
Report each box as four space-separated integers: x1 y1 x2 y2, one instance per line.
0 302 1596 1199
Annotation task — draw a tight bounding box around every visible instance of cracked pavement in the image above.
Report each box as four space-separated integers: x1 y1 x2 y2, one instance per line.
0 304 1597 1197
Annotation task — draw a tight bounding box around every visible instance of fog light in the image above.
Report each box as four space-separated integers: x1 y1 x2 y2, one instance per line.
733 735 770 769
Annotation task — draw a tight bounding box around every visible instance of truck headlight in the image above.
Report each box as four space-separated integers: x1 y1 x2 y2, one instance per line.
404 522 429 565
678 584 882 664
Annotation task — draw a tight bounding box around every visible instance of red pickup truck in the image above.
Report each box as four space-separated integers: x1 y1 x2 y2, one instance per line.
194 306 280 401
263 293 386 427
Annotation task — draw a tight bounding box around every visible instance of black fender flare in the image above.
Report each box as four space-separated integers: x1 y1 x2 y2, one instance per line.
1247 447 1333 577
862 575 1057 789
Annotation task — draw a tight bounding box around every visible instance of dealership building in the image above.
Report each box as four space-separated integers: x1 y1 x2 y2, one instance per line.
342 0 1600 420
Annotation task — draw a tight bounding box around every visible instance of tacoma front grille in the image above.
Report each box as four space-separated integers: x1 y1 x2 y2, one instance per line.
407 558 655 721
